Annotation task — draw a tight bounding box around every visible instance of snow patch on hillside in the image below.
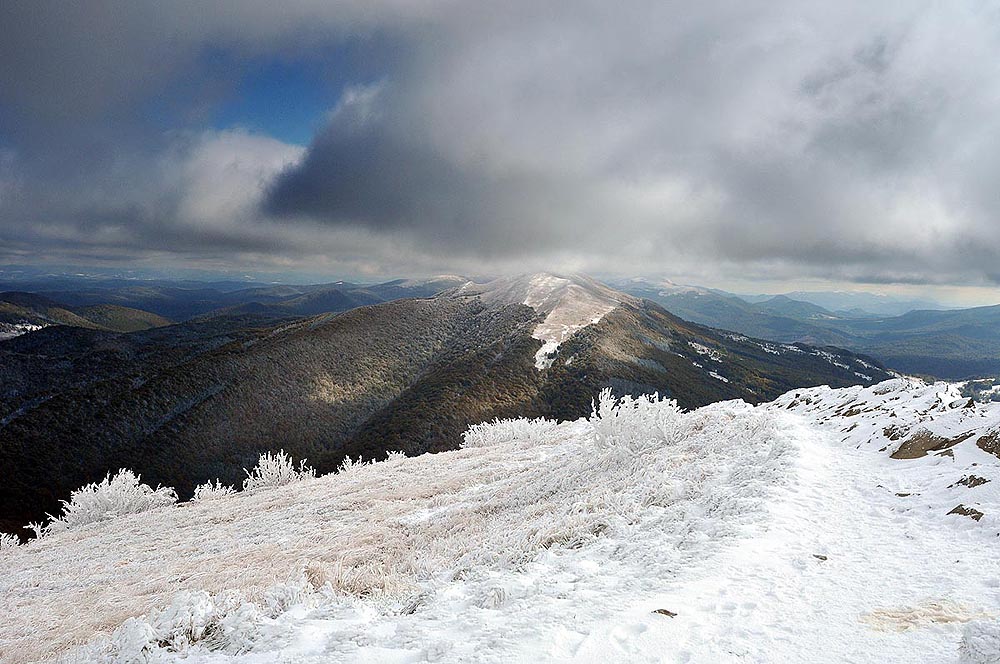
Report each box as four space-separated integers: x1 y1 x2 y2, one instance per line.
521 274 622 369
0 321 45 340
688 341 723 362
458 273 630 369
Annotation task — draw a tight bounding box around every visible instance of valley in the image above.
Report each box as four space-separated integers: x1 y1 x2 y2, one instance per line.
616 279 1000 379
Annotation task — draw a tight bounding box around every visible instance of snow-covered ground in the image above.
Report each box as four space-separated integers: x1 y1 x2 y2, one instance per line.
3 380 1000 663
457 273 631 369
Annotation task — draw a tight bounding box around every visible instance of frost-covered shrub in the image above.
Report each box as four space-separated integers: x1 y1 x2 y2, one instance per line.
462 416 560 449
192 479 236 501
384 450 407 463
24 521 45 540
105 590 263 659
336 455 370 475
42 469 177 536
261 578 312 618
447 393 783 572
242 450 315 492
589 388 685 452
961 621 1000 664
0 532 20 551
337 451 407 477
68 579 325 661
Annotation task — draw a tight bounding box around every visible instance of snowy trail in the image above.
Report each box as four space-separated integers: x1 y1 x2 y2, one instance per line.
6 382 1000 663
211 410 998 663
573 411 1000 663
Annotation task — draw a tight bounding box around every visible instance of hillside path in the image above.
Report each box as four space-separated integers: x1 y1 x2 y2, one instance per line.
568 412 1000 663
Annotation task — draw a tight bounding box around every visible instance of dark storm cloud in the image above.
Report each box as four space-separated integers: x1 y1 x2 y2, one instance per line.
3 1 1000 286
263 85 608 254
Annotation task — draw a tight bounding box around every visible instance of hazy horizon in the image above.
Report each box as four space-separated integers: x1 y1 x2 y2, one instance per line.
4 261 1000 309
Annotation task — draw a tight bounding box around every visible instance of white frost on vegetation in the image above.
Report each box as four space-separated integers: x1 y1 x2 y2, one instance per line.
961 621 1000 664
462 416 562 449
192 480 236 501
709 371 730 383
38 469 177 537
242 450 315 492
0 321 46 340
7 379 1000 663
4 390 789 663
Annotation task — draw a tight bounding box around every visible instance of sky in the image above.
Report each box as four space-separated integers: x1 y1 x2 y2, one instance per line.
2 1 1000 305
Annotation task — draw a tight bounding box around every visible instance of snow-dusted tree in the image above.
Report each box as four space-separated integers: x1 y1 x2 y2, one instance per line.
192 479 236 501
42 469 177 535
242 450 315 492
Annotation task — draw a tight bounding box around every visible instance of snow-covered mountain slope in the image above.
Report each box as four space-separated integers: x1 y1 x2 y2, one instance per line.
3 380 999 663
457 273 635 368
777 377 1000 528
612 276 715 297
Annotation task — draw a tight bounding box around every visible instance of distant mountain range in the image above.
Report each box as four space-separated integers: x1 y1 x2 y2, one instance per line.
0 291 171 338
614 278 1000 379
0 273 889 535
0 275 469 322
739 289 947 317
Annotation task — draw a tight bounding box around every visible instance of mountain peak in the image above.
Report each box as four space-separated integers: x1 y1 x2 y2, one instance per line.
457 273 637 369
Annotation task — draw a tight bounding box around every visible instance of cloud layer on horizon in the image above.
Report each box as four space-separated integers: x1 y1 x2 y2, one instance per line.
3 1 1000 287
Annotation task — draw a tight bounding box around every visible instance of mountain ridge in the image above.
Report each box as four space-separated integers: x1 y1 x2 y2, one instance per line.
0 273 890 536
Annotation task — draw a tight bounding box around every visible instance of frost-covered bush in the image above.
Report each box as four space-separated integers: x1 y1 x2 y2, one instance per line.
105 590 263 659
462 416 561 449
67 579 324 661
450 392 783 570
961 621 1000 664
42 469 177 536
0 532 20 551
336 455 370 475
383 450 407 463
242 450 315 492
192 479 236 501
337 451 407 477
589 388 685 452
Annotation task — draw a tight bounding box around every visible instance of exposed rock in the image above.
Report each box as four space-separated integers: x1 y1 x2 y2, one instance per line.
891 429 975 459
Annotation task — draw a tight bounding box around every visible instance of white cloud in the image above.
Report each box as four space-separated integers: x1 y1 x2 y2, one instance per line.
167 130 305 229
